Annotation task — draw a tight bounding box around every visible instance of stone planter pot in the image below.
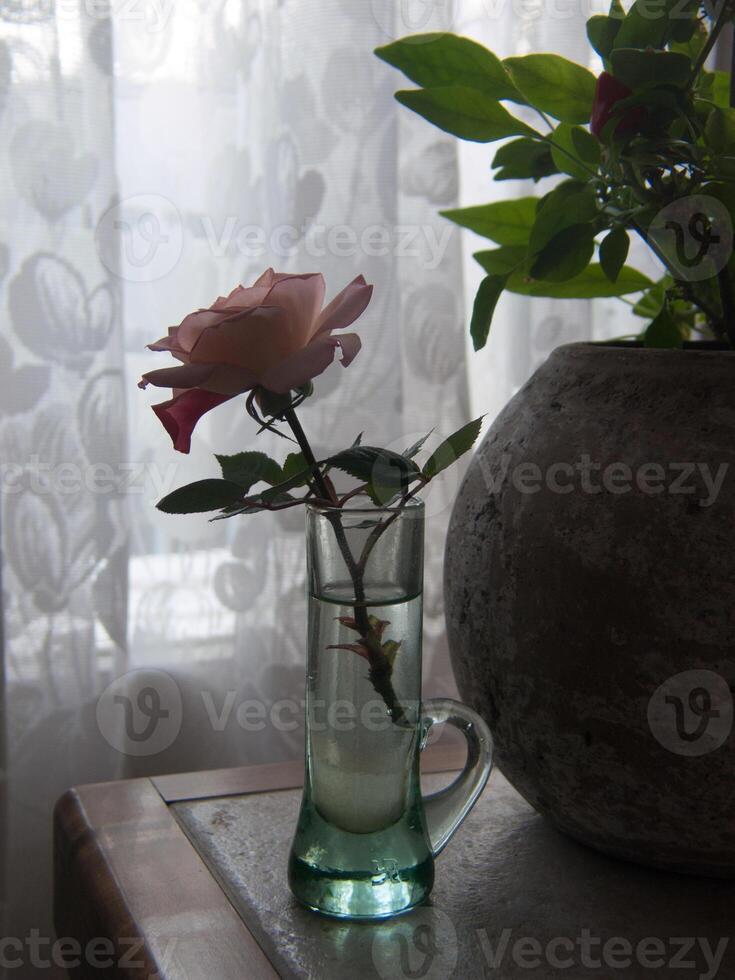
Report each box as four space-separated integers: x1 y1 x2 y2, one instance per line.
444 341 735 876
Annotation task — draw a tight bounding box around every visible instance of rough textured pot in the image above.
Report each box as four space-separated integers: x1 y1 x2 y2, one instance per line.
445 342 735 876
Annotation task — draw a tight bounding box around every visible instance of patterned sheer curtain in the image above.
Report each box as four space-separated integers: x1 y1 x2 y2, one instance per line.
0 0 469 957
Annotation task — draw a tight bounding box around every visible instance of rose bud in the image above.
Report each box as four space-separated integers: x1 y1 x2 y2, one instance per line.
590 71 646 141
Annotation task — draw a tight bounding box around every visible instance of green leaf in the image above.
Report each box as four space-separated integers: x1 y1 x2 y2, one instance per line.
529 180 598 255
403 431 434 459
667 0 699 41
474 245 528 275
506 264 651 298
530 225 595 282
492 137 558 182
327 446 420 489
644 305 683 348
599 227 630 283
706 107 735 154
282 451 308 483
612 0 670 49
550 124 600 180
395 86 536 142
470 274 508 349
442 198 538 245
609 48 691 90
670 19 707 59
215 451 283 492
213 467 315 519
712 71 731 109
423 417 485 480
632 277 671 317
157 479 246 514
375 33 522 102
504 54 596 124
586 14 621 60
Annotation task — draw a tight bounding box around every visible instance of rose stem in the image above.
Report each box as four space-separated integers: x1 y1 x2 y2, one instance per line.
282 403 409 725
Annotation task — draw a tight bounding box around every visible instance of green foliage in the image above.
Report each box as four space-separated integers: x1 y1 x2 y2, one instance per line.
587 14 621 61
706 107 735 154
395 87 535 142
530 226 596 282
215 451 283 492
609 49 690 89
550 124 600 180
633 277 671 318
504 264 652 298
328 447 421 503
504 54 597 123
528 180 597 254
473 245 527 276
441 198 538 244
158 479 246 514
644 302 684 347
402 431 434 458
599 227 630 282
493 138 558 181
423 417 485 479
470 275 507 349
375 34 521 102
379 6 735 354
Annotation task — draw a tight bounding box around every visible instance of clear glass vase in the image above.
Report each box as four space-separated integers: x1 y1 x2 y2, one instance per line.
288 498 493 920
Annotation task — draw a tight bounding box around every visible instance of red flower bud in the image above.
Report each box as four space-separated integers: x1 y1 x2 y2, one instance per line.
590 71 646 140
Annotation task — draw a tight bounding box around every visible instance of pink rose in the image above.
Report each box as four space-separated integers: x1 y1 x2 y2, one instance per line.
139 268 373 452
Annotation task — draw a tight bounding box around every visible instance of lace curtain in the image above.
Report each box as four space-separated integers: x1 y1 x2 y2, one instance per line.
0 0 470 954
0 0 637 960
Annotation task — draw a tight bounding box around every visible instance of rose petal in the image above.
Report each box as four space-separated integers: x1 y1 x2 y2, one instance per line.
139 363 216 390
263 272 325 340
252 267 276 288
152 389 234 453
139 362 258 396
176 308 235 352
260 334 343 394
188 305 302 376
148 328 188 358
335 332 361 367
313 275 373 337
212 282 273 311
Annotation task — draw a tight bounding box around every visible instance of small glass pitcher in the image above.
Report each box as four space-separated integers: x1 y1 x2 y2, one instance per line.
288 498 493 919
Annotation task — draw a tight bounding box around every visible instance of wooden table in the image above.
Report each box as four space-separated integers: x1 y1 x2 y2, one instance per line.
55 745 735 979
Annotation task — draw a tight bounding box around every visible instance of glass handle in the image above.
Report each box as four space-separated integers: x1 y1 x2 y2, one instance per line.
420 698 494 857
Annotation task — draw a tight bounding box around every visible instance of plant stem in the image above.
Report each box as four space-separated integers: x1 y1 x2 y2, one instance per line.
690 0 733 87
283 404 409 726
539 134 599 178
717 266 735 345
631 222 729 336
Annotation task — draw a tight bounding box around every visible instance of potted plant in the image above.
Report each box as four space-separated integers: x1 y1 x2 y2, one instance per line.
377 3 735 874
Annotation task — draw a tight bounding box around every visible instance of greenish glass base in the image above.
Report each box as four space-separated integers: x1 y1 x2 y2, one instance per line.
288 795 434 920
288 855 433 920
